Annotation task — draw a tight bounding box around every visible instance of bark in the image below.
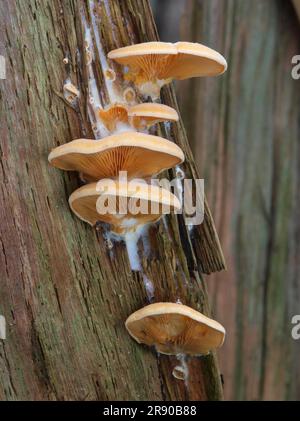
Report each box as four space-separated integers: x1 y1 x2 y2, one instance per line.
178 0 300 400
0 0 225 400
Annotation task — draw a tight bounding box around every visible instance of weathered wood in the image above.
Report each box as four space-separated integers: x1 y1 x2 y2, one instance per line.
178 0 300 400
0 0 225 400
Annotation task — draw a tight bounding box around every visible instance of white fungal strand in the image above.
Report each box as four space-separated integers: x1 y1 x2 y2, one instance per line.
175 165 185 180
172 354 189 386
89 0 122 104
114 121 135 134
124 230 142 271
142 274 155 302
174 165 185 206
82 22 109 138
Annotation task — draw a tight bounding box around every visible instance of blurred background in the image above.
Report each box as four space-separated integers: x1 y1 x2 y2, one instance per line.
151 0 300 401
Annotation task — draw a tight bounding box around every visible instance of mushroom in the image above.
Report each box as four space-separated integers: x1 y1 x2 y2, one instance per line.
48 132 184 182
69 180 181 233
128 103 179 130
108 41 227 99
98 104 129 132
125 302 225 355
97 103 178 132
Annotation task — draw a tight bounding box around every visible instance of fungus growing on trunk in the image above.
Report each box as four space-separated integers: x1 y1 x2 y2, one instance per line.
48 133 184 181
125 302 225 355
128 103 179 129
98 104 129 132
98 103 179 132
108 41 227 99
69 181 181 234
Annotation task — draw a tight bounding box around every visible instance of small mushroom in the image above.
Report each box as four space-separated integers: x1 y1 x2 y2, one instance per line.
108 41 227 99
123 87 136 104
125 302 225 356
98 103 178 132
98 104 129 132
69 181 181 233
128 103 179 130
105 68 116 81
48 132 184 181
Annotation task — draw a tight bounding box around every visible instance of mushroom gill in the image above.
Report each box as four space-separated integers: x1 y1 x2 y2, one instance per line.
69 181 181 234
98 104 129 132
125 302 225 356
108 41 227 99
48 132 184 181
97 102 179 133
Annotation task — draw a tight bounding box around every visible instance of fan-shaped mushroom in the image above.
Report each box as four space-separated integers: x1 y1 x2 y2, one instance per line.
125 302 225 355
108 41 227 99
98 104 129 132
98 103 179 132
48 132 184 181
128 103 179 129
69 181 181 233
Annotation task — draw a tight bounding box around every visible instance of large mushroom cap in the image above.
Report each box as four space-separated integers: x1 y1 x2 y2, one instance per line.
69 181 181 233
125 302 225 356
108 42 177 63
48 132 184 181
108 41 227 98
173 42 227 78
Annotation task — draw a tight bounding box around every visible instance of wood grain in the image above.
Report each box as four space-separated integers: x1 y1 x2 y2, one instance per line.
179 0 300 400
0 0 225 400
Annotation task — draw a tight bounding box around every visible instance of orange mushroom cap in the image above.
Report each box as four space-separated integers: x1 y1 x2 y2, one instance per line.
108 41 227 99
69 181 181 233
126 302 226 356
97 103 178 132
128 103 179 129
98 104 129 132
48 132 184 181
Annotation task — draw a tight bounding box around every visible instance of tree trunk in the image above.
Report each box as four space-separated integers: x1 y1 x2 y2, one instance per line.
0 0 225 400
179 0 300 400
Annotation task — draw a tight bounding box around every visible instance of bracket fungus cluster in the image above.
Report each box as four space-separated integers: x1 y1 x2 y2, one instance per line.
50 89 183 231
49 40 227 381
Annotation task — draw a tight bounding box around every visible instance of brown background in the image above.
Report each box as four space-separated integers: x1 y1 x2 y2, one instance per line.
152 0 300 401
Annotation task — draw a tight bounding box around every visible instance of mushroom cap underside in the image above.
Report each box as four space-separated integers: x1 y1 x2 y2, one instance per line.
108 41 227 79
48 133 184 181
128 103 179 126
98 103 179 130
69 181 181 231
125 302 226 355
